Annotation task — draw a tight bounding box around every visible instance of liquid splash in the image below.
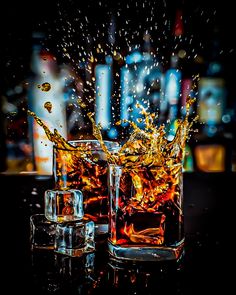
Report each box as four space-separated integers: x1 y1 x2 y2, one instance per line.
29 92 196 167
90 97 196 246
28 95 196 241
93 97 197 169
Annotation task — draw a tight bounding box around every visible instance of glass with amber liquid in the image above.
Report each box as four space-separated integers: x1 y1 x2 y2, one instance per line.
105 99 195 261
108 162 184 261
28 94 194 257
53 140 120 235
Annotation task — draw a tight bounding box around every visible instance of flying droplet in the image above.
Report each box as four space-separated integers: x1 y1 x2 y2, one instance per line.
77 98 86 108
40 82 51 92
44 101 52 113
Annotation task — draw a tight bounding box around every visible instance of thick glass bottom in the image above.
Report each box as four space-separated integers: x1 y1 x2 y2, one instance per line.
108 239 184 262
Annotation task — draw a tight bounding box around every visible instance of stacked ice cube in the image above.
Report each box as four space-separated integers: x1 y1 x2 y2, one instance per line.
30 189 95 257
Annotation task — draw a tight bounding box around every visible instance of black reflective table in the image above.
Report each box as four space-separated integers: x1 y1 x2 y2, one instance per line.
1 172 234 294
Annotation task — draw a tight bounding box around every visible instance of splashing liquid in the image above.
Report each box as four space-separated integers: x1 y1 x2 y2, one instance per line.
28 97 196 241
28 110 119 224
97 98 196 247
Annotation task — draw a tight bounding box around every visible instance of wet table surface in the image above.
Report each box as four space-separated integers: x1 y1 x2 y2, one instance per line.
1 172 234 294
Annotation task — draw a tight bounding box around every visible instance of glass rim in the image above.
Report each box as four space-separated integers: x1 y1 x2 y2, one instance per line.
45 188 83 194
53 139 120 152
108 162 183 170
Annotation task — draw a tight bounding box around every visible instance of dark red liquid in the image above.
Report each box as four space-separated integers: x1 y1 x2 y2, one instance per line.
109 166 184 247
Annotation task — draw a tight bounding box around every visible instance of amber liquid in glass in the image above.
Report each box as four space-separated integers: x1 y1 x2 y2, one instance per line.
54 145 109 224
109 166 183 247
28 96 196 254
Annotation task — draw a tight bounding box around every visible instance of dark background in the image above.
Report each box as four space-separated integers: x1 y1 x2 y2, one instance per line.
0 0 235 173
1 172 235 294
0 0 235 93
0 3 235 292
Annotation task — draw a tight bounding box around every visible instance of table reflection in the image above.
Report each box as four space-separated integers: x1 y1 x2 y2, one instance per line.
30 244 184 294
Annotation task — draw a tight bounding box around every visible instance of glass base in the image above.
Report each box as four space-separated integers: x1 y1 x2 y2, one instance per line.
108 239 184 262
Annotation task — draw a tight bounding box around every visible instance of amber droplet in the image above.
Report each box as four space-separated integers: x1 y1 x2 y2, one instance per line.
77 98 86 108
44 101 52 113
41 82 51 92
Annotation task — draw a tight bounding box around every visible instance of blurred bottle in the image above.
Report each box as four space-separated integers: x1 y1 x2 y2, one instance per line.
62 64 86 140
95 60 113 138
0 95 7 172
120 32 164 138
27 32 67 175
181 59 196 172
165 54 181 141
168 8 196 170
193 30 232 172
164 8 183 142
94 15 120 141
197 38 226 137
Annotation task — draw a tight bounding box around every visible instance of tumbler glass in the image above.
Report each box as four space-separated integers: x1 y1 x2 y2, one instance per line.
108 163 184 261
53 140 120 234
